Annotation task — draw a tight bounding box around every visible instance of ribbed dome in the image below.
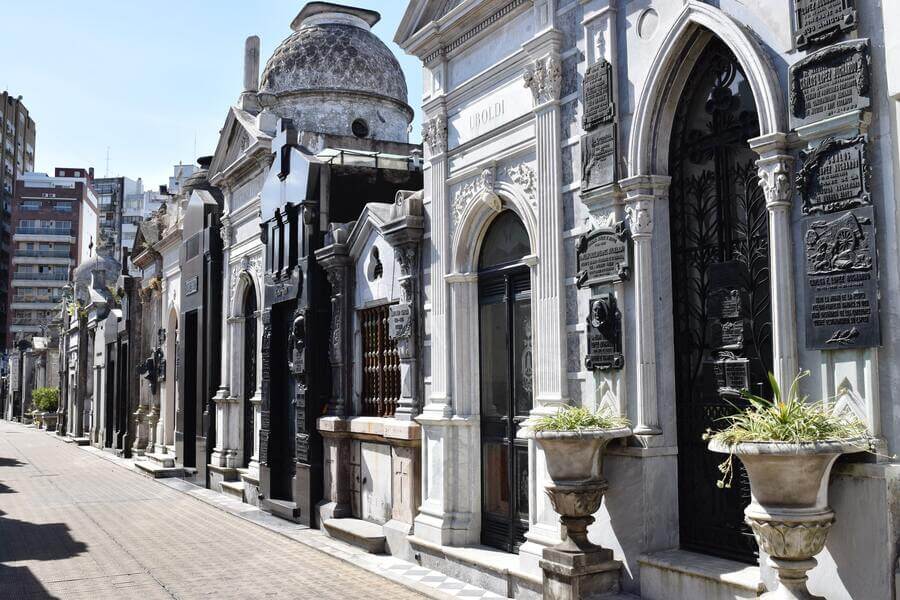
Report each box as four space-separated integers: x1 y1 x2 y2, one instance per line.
259 3 408 107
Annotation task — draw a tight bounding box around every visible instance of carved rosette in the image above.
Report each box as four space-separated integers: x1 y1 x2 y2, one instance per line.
422 115 447 156
523 55 562 105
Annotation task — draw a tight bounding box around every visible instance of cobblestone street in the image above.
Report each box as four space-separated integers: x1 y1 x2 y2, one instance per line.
0 421 426 599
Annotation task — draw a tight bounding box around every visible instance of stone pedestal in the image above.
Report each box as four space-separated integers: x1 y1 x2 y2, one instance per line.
540 547 621 600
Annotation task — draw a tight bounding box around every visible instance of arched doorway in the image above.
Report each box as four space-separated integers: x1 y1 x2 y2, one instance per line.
477 210 533 553
668 38 772 563
241 282 257 467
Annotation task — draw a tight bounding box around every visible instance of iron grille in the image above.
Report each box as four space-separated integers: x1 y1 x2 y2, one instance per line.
360 304 400 418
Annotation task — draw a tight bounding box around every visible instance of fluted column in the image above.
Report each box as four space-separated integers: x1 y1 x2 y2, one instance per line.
524 52 568 411
211 212 236 467
621 175 669 435
751 133 798 393
421 112 451 417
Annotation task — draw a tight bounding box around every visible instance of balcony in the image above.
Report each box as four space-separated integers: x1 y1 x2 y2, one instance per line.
15 227 73 236
14 249 71 259
12 272 68 281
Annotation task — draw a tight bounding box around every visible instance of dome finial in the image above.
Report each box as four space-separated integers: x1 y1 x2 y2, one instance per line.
290 2 380 32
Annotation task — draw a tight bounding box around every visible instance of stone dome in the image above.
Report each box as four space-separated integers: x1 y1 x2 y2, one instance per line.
72 254 120 290
259 3 408 109
182 156 213 195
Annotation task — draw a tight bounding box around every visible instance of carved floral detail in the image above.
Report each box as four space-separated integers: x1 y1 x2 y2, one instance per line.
523 56 562 104
229 253 263 313
747 515 833 559
220 215 233 246
422 115 447 155
625 200 653 236
505 163 536 200
758 159 793 209
451 168 499 228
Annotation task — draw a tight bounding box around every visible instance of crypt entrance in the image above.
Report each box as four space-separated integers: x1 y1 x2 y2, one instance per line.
477 210 533 553
668 38 771 563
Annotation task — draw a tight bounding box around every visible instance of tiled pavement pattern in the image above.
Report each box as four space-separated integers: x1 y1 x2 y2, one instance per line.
0 421 505 600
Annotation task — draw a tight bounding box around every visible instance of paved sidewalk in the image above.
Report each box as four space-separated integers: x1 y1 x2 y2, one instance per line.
0 421 435 599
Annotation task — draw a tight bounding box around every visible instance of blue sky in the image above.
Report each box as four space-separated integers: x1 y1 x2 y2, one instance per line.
1 1 421 189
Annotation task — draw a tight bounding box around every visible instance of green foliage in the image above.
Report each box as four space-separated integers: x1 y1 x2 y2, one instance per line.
530 405 630 432
704 370 873 488
32 387 59 412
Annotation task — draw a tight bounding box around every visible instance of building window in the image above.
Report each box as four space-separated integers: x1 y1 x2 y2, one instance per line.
359 303 400 418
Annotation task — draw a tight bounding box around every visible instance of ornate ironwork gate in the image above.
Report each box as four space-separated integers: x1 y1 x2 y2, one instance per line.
668 39 772 563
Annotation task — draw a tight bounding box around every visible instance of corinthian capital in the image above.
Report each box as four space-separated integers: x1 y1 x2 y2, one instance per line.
757 156 794 210
625 198 653 237
422 115 447 155
523 55 562 105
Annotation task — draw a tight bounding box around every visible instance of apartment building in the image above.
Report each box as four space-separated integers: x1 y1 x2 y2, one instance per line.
7 168 98 344
0 92 37 347
92 176 141 263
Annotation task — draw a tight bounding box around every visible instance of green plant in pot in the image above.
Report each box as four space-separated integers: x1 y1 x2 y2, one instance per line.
522 406 631 556
706 370 875 600
32 387 60 431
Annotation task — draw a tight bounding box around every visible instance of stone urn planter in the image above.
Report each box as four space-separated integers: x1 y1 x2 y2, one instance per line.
523 426 631 600
709 439 865 600
43 412 58 431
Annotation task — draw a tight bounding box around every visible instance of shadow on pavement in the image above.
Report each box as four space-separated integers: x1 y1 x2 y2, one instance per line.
0 502 86 599
0 457 26 468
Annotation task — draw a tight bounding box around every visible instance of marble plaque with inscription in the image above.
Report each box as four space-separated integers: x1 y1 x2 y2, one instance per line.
581 123 617 191
797 135 869 214
582 59 615 131
576 221 630 287
389 303 412 340
794 0 857 49
790 39 870 129
803 206 880 349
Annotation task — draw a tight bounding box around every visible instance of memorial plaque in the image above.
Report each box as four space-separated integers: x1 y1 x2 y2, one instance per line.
389 303 412 340
803 206 880 349
797 135 869 214
582 58 615 131
581 123 618 191
576 220 630 287
713 352 751 393
789 39 870 129
184 276 199 296
794 0 857 49
584 293 624 371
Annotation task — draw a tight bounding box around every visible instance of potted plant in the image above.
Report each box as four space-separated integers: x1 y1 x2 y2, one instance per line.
32 387 60 432
706 370 874 600
522 406 631 554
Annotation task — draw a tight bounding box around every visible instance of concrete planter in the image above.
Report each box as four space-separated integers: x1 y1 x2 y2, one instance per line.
709 439 866 600
524 427 631 553
43 413 58 431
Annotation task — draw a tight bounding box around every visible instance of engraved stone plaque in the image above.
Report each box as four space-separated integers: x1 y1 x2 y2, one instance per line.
389 303 412 340
184 276 199 296
582 58 615 131
797 135 869 214
794 0 857 49
789 39 870 129
584 293 623 371
803 207 880 349
713 353 750 393
581 123 617 191
576 221 630 287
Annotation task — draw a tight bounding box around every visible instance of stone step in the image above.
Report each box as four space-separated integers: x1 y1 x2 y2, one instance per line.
65 436 91 446
638 549 764 600
220 480 245 501
134 460 185 479
323 518 386 554
262 498 303 522
144 452 176 468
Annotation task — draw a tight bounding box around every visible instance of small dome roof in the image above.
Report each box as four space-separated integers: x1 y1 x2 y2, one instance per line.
72 254 120 287
182 155 213 195
259 2 408 108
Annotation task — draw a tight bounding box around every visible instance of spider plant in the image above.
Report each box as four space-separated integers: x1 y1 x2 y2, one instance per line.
530 405 630 433
704 369 873 488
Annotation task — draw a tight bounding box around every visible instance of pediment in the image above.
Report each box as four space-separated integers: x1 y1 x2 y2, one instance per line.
395 0 470 47
208 107 272 180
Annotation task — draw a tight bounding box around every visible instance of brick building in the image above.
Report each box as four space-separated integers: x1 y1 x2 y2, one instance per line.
6 168 98 344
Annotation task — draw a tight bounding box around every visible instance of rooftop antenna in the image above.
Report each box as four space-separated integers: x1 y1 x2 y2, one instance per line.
105 147 110 177
194 132 198 162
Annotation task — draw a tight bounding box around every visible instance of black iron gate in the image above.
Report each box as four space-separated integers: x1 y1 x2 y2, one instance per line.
668 39 772 563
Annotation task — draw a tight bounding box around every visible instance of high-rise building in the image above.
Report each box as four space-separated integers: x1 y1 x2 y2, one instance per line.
6 168 98 345
167 163 197 195
92 176 141 263
0 92 37 345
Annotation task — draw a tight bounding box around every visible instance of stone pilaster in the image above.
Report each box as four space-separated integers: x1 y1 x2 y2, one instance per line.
750 133 798 395
211 211 235 468
523 49 567 412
